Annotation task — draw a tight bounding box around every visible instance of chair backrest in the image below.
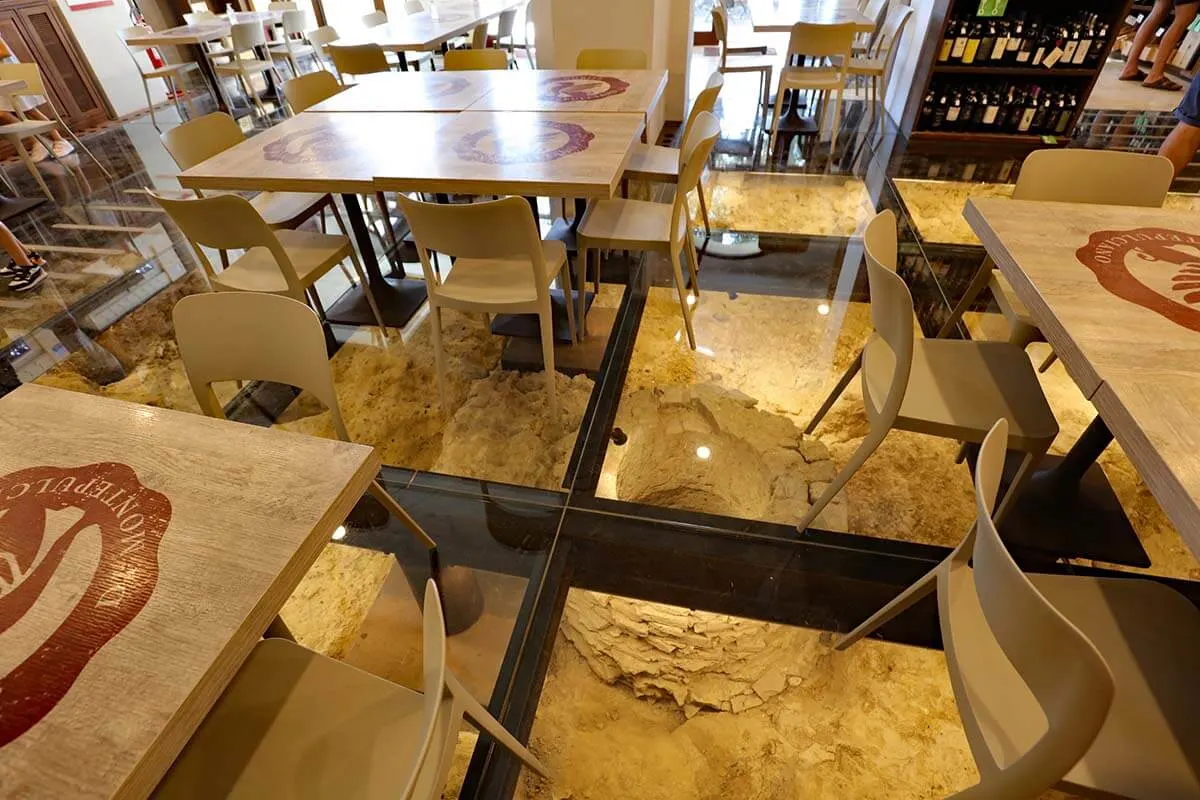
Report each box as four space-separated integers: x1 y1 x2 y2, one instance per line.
444 47 507 70
405 0 425 13
1013 150 1173 207
306 24 338 59
160 111 245 170
280 9 307 36
784 22 856 65
496 8 517 38
117 26 151 74
874 4 913 82
396 195 551 307
283 70 342 113
150 191 303 295
671 111 721 250
190 1 209 12
857 209 912 430
267 1 298 10
231 20 267 52
576 48 647 69
470 22 488 49
0 62 46 99
681 72 724 143
362 10 387 28
400 579 457 800
173 292 350 439
328 43 390 80
862 0 888 29
939 418 1115 796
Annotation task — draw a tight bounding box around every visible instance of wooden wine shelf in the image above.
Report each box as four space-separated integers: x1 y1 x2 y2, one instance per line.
933 64 1096 77
910 130 1069 146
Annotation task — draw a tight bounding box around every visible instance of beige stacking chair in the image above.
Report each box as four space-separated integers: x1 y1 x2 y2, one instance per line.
769 22 856 158
281 69 342 113
397 195 574 411
938 150 1175 372
854 0 888 53
362 10 388 28
183 10 235 67
622 72 723 238
328 42 391 83
798 209 1058 531
576 48 647 69
306 24 339 71
444 48 508 70
405 0 426 13
117 26 208 133
491 8 520 67
847 5 912 136
578 112 720 350
469 22 489 50
268 9 317 77
834 417 1200 800
214 21 286 120
151 191 385 332
712 5 773 113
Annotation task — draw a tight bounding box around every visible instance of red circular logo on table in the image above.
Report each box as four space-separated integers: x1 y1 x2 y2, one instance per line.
427 75 470 98
1075 227 1200 333
262 127 341 165
539 74 630 103
0 463 171 747
453 120 595 165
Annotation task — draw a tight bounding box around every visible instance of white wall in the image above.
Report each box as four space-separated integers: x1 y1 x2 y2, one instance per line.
56 0 165 118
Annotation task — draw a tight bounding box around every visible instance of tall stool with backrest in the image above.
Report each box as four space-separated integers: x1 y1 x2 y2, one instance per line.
397 195 574 412
622 72 724 239
117 26 207 133
833 417 1200 799
151 191 386 333
847 4 912 137
578 112 721 350
807 150 1176 435
712 4 773 114
797 210 1058 531
328 42 391 84
489 8 520 67
854 0 889 53
268 9 317 77
575 48 647 69
306 24 339 72
444 48 508 70
215 21 286 120
769 22 856 159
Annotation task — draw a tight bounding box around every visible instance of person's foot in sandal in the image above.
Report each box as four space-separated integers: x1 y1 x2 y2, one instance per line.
1120 68 1149 82
1145 75 1183 91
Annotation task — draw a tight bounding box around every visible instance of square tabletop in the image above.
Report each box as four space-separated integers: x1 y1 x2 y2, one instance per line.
746 0 874 32
964 197 1200 398
465 70 668 123
178 111 454 195
0 384 378 798
309 71 495 113
372 110 645 198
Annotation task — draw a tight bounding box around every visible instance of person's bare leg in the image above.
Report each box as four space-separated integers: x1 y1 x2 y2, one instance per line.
0 222 33 265
24 108 65 142
1123 0 1173 79
1148 2 1200 84
1160 120 1200 175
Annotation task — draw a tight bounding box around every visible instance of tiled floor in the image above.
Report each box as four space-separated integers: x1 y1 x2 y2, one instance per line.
4 47 1198 799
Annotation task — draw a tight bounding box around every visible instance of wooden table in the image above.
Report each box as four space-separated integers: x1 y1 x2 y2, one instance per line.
965 197 1200 561
747 0 875 33
331 0 524 56
308 71 495 113
0 384 378 798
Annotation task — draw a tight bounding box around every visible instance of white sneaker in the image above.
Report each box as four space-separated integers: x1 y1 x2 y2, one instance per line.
27 140 48 162
51 139 74 159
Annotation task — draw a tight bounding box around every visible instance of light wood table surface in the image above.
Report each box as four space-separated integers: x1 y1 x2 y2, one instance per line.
332 0 523 52
0 384 378 798
747 0 874 33
308 71 495 113
372 110 645 198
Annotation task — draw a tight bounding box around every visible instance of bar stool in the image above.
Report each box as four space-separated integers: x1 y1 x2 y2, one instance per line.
832 417 1200 799
214 21 286 120
769 22 856 158
117 26 208 133
846 4 912 137
712 4 773 114
306 24 339 72
268 9 317 77
798 210 1058 531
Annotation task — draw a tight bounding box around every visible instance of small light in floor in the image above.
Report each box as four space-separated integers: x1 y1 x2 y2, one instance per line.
674 330 682 343
817 303 830 316
696 445 711 460
332 525 346 541
686 294 697 306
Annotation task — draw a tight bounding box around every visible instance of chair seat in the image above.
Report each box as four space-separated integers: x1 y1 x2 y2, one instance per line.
622 142 679 182
578 197 685 251
215 229 351 294
154 639 428 799
269 43 316 58
778 65 844 90
720 52 776 71
863 337 1058 451
0 119 57 138
954 571 1200 800
215 58 276 75
144 62 200 79
847 57 884 76
988 270 1038 329
251 191 328 228
438 240 565 307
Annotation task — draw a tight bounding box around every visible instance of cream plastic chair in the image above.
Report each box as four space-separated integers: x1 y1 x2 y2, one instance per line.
0 62 113 201
798 210 1058 531
306 24 339 71
622 72 723 238
151 190 385 332
397 195 574 411
491 8 519 66
444 48 508 70
183 10 235 65
117 26 206 133
468 22 489 49
712 5 773 113
268 9 317 76
405 0 426 12
328 42 391 83
854 0 888 53
938 150 1176 372
575 48 647 69
362 9 388 27
769 22 856 157
578 112 720 351
836 417 1200 800
847 5 912 136
215 21 286 119
282 69 342 113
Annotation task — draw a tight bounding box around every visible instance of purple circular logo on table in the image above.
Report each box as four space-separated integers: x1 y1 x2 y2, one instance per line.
262 127 341 165
539 74 631 103
453 120 594 165
427 76 470 98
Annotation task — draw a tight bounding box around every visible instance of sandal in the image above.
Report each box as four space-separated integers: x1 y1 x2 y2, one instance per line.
1120 69 1149 81
1144 76 1183 91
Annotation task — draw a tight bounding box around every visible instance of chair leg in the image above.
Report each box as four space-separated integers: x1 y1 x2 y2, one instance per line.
936 258 993 338
576 245 588 341
320 200 358 286
346 247 387 335
560 263 578 343
13 138 53 202
430 304 448 408
168 75 185 123
992 447 1044 525
833 564 939 650
798 425 887 532
142 79 160 133
446 672 549 777
696 178 711 240
1038 350 1058 373
538 301 558 413
768 79 786 158
830 88 844 159
805 350 862 435
670 247 697 349
683 229 702 295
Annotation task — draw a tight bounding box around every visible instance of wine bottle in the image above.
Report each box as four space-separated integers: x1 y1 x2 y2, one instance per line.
939 20 954 62
919 91 935 128
963 23 982 64
1018 87 1039 132
946 90 964 129
1017 22 1036 64
980 22 996 65
951 19 969 62
982 89 1001 127
1042 27 1066 68
990 20 1009 61
1006 14 1024 63
932 92 949 129
1062 21 1080 64
1073 15 1093 65
1032 26 1048 66
1032 92 1052 132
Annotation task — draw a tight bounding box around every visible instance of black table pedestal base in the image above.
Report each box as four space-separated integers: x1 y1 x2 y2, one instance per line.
491 289 595 343
324 276 428 329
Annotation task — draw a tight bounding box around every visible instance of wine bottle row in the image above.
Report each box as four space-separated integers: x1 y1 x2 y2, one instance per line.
937 11 1110 69
918 82 1080 136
